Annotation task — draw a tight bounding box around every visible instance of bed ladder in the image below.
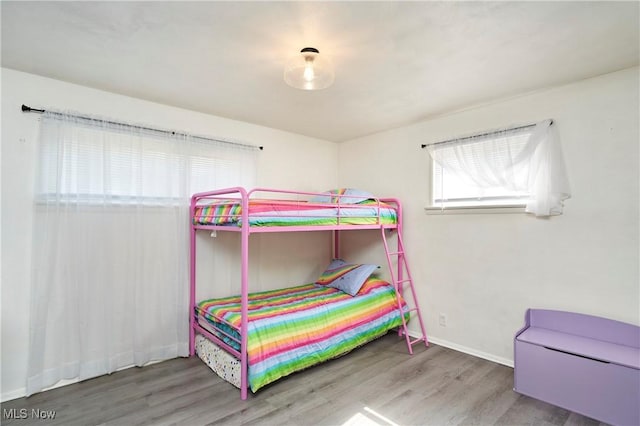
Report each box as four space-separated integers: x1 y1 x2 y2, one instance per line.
381 227 428 354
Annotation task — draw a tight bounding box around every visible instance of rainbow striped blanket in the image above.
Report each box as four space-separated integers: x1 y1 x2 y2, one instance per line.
197 278 407 392
193 199 397 227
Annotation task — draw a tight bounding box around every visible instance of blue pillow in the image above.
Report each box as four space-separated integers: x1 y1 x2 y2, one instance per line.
309 188 374 204
321 261 379 296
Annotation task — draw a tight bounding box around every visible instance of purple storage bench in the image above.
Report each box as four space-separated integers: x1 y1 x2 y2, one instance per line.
514 309 640 426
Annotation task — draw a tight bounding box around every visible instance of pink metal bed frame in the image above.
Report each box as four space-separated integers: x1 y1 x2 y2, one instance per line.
189 187 427 400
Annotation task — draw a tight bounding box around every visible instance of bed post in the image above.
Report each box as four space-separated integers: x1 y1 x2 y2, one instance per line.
396 203 404 301
240 188 250 400
189 195 197 356
333 230 340 259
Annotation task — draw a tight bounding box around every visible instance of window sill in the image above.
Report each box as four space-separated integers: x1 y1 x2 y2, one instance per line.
424 205 526 215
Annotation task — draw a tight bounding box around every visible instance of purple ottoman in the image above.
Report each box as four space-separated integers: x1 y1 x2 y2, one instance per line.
514 309 639 426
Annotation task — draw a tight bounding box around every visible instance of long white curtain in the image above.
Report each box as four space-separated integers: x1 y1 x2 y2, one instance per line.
27 111 257 395
427 119 571 216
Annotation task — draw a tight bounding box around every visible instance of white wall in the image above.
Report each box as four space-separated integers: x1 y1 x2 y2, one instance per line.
1 68 338 400
339 67 639 365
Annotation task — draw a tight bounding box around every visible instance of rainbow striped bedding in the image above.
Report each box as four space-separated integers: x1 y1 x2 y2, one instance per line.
193 199 397 227
196 277 407 392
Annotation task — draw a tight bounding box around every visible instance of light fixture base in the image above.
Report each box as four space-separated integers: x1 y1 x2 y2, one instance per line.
284 47 334 91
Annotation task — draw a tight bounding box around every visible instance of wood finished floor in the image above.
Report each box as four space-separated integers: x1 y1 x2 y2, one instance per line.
2 333 605 426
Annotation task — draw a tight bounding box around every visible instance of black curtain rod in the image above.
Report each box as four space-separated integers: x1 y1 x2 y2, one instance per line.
21 104 264 150
420 120 553 149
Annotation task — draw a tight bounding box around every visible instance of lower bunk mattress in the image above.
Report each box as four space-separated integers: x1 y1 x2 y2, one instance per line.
195 277 408 392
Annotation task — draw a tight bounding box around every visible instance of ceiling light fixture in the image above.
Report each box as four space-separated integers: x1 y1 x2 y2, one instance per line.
284 47 334 91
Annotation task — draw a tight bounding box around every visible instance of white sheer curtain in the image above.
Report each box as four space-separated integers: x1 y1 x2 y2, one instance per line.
427 119 571 216
27 111 257 395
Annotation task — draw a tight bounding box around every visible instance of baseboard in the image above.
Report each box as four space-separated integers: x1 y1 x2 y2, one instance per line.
2 387 27 403
406 330 514 368
1 378 82 403
0 358 173 403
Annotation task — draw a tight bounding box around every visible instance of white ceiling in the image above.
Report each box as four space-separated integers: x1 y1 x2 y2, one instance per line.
2 1 638 142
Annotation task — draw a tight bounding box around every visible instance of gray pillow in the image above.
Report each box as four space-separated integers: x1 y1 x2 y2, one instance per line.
327 263 379 296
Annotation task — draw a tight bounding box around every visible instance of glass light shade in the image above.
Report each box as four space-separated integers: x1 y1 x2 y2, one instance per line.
284 47 334 90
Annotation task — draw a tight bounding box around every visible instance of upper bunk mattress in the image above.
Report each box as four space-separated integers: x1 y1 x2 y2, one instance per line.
193 199 397 227
195 277 408 392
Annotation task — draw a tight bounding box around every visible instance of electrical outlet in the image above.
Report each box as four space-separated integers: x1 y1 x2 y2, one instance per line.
438 313 447 327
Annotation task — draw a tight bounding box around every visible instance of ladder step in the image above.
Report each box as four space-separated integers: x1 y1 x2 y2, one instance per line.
410 337 425 346
396 279 411 284
387 251 404 256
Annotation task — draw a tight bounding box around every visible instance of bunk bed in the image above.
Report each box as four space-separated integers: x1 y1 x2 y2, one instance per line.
190 187 428 399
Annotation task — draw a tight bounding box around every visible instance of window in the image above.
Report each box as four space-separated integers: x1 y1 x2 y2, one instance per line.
425 120 571 216
36 114 257 205
431 128 532 208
